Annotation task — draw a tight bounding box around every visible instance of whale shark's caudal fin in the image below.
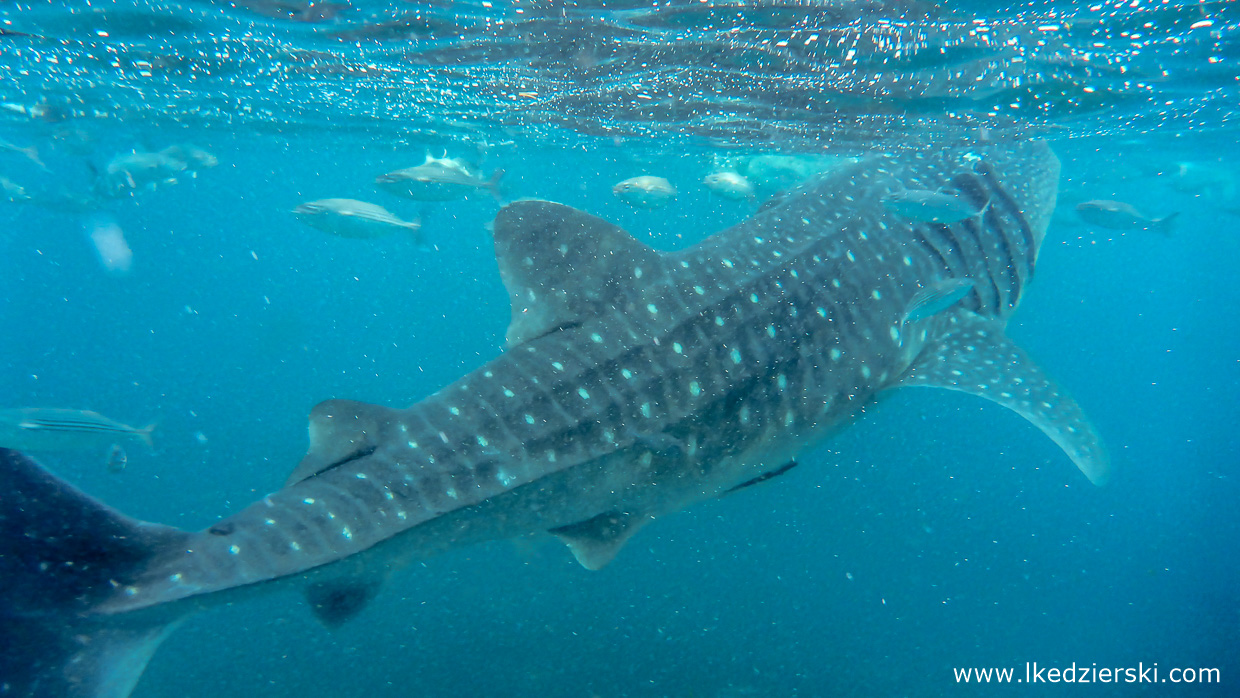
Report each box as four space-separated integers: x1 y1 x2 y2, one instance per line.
896 314 1111 485
0 448 192 698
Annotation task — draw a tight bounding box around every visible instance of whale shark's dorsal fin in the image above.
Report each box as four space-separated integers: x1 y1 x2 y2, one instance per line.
896 313 1111 485
287 399 391 486
492 200 667 347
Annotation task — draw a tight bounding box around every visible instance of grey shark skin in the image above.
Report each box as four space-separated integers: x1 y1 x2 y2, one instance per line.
0 141 1108 697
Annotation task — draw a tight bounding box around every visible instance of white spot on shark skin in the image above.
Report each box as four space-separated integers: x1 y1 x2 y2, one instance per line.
832 279 841 288
694 285 705 295
484 371 494 378
397 511 407 520
384 491 394 501
547 451 558 463
767 325 776 338
674 342 683 354
890 326 900 342
846 250 855 262
439 431 449 444
647 303 658 315
784 411 795 426
750 293 760 303
754 236 765 244
578 387 590 400
622 369 634 380
641 402 652 418
449 406 460 416
634 267 643 279
290 541 302 551
525 414 535 424
408 440 419 449
817 307 827 317
690 381 702 397
830 348 842 361
503 388 515 398
477 435 489 447
791 269 799 278
903 255 912 266
124 586 139 597
265 518 276 525
861 365 872 379
303 498 316 505
169 573 183 583
740 406 751 424
872 290 882 300
591 333 603 343
355 472 368 479
446 487 458 500
552 361 565 371
497 469 516 486
342 527 353 540
722 259 734 268
327 512 336 520
399 424 408 434
680 261 690 268
604 430 616 443
639 451 653 466
731 348 742 364
229 545 240 555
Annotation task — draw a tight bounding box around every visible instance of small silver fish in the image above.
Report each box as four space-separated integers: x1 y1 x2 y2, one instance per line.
703 171 755 200
613 175 676 208
1075 200 1177 234
97 144 218 197
883 189 987 224
106 444 128 474
903 278 975 325
293 198 423 242
0 408 154 452
375 155 503 201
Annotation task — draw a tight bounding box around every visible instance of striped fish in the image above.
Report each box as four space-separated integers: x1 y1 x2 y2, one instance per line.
0 408 155 452
293 198 423 242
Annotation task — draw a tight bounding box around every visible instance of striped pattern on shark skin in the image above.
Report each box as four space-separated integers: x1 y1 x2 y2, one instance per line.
0 141 1108 698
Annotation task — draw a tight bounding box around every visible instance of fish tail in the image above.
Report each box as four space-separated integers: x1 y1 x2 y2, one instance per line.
487 168 506 202
138 422 157 450
0 448 192 697
1153 211 1178 236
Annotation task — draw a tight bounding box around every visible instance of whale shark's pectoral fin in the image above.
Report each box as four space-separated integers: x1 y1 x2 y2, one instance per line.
550 510 651 570
492 200 666 347
896 314 1111 485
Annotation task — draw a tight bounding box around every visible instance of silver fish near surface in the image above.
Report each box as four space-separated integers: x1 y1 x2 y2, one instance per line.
703 171 755 200
0 141 1110 698
293 198 423 242
0 408 154 452
882 188 988 224
98 144 218 197
613 175 676 207
375 154 503 201
1075 199 1178 234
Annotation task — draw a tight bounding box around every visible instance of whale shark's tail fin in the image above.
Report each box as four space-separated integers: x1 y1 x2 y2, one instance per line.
0 448 190 698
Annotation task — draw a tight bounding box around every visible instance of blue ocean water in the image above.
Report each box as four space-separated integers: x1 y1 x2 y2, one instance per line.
2 2 1239 697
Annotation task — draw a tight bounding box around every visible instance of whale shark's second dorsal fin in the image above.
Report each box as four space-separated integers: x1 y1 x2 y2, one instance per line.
896 313 1111 485
492 200 667 347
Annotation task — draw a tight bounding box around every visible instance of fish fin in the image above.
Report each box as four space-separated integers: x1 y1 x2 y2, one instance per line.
138 422 156 450
0 448 192 698
287 399 390 486
550 511 649 570
725 460 799 494
487 168 506 203
492 200 665 347
1154 211 1178 235
304 575 385 629
895 315 1111 485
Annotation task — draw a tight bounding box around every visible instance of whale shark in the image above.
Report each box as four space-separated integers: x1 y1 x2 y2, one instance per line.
0 140 1108 697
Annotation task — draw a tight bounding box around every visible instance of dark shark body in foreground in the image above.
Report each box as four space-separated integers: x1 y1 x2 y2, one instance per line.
0 141 1107 697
